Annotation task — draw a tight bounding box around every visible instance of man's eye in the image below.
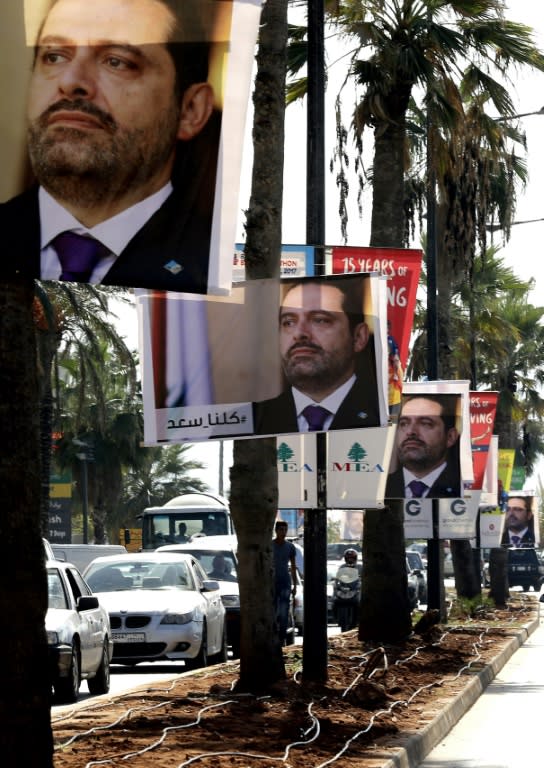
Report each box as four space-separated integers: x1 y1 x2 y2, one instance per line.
105 56 133 70
41 50 68 65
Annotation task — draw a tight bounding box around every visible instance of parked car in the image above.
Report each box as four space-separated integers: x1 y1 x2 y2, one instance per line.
406 541 428 568
406 558 419 610
507 547 544 591
83 552 226 668
46 559 112 704
156 536 241 655
406 549 428 604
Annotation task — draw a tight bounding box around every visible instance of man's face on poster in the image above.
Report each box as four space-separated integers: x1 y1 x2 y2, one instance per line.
396 397 458 473
505 497 532 533
279 282 369 394
27 0 203 210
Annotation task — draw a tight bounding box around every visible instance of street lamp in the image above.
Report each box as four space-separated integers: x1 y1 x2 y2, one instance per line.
73 438 93 544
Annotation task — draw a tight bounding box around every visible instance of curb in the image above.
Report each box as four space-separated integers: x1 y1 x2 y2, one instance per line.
379 611 541 768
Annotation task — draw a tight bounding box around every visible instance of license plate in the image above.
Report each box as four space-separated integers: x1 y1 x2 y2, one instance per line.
112 632 145 643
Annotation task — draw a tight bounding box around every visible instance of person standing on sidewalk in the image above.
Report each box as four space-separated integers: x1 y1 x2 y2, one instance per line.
272 520 297 644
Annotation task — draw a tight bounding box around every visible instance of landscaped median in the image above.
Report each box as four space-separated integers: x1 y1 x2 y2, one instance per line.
52 594 539 768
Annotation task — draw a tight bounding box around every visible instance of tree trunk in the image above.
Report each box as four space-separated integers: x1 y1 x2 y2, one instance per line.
364 119 412 641
0 279 53 766
230 438 284 689
229 0 288 690
488 547 509 607
359 507 412 642
451 539 481 599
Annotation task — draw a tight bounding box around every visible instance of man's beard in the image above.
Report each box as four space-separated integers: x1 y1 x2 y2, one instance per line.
283 343 354 394
28 98 180 208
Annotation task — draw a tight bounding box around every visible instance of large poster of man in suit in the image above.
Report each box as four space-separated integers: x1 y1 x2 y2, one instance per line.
139 273 388 443
385 392 463 499
0 0 261 293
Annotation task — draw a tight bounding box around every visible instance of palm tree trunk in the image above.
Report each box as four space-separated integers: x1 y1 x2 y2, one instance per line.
229 0 288 690
0 279 54 766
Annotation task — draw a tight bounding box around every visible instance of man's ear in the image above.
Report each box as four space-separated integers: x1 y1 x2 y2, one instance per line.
446 428 459 449
177 83 214 141
352 322 370 353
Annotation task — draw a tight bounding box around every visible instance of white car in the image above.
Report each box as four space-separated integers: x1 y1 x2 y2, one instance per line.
157 536 240 656
83 552 227 668
46 559 113 703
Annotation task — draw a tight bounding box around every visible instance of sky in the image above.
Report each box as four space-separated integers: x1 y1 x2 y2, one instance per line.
114 0 544 495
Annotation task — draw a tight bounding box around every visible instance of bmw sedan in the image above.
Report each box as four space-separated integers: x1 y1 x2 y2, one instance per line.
47 559 112 703
84 552 227 668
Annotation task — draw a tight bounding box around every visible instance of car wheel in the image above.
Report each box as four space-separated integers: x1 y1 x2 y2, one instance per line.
54 642 80 704
210 624 228 665
88 641 111 696
186 624 208 670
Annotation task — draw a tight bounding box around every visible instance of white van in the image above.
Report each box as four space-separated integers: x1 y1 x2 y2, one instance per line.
51 544 127 574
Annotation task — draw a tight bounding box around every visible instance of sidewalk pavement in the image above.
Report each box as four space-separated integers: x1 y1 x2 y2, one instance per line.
381 602 542 768
417 608 544 768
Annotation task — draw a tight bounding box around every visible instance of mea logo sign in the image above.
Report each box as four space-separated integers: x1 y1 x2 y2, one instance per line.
276 443 314 473
331 442 384 473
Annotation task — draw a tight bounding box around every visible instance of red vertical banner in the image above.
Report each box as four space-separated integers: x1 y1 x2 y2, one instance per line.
329 246 422 370
469 391 499 490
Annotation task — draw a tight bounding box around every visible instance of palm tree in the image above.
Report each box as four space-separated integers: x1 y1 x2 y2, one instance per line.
35 283 141 544
287 0 544 630
121 444 209 525
229 0 289 690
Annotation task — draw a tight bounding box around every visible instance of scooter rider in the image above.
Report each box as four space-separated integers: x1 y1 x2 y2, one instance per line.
333 548 361 632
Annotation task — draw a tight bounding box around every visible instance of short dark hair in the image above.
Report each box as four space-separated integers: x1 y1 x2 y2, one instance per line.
160 0 216 99
280 276 366 335
400 394 458 432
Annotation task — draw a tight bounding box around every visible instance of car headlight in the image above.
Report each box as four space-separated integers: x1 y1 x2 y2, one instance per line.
46 631 59 645
160 612 194 625
221 595 240 608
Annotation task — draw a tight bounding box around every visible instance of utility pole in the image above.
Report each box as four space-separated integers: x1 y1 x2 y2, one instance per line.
303 0 328 682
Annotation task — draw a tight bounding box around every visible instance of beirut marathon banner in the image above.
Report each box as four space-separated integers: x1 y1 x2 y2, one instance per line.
327 246 422 370
138 273 389 443
468 391 498 490
0 0 262 294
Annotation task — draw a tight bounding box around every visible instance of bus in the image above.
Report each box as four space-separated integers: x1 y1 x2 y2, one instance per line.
140 492 234 551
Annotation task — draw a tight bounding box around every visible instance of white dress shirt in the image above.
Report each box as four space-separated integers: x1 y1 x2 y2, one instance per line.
402 461 448 497
292 374 356 432
39 183 173 283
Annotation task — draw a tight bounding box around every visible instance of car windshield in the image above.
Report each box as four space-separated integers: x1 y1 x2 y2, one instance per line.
85 560 193 591
182 550 238 581
47 568 68 610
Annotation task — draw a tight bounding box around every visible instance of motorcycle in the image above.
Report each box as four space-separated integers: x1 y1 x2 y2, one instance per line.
332 564 361 632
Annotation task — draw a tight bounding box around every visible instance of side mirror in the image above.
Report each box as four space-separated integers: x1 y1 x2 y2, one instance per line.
78 595 99 611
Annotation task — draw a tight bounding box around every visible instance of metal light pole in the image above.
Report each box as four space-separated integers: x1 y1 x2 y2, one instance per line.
303 0 328 683
73 438 92 544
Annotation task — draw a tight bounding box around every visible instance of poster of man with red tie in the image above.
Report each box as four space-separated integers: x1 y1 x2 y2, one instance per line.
385 391 462 499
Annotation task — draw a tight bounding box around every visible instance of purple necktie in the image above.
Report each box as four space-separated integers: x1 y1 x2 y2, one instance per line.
52 231 109 282
302 404 330 431
408 479 428 498
511 535 521 547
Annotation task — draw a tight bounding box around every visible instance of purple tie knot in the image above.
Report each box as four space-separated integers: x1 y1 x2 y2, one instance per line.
52 231 108 282
302 404 330 432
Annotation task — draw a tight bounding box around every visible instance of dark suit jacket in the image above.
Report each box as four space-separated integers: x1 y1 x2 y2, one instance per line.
252 377 381 436
385 463 461 499
0 117 221 292
500 528 535 547
0 184 211 292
